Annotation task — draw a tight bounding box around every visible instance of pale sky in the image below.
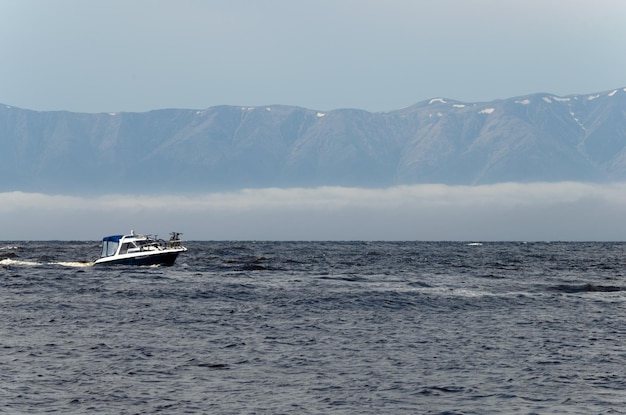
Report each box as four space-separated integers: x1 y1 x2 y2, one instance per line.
1 0 625 113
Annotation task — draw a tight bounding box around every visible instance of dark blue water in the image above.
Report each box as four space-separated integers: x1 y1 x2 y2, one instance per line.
2 241 626 414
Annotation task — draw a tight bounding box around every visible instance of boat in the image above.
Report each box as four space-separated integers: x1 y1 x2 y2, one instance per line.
93 231 187 266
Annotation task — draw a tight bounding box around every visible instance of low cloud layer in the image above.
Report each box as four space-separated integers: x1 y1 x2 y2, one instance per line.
2 182 626 241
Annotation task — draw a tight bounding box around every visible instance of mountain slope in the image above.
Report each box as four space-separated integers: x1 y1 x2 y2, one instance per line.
1 88 625 194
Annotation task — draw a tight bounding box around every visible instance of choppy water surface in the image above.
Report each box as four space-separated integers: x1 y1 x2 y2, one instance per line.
2 241 626 414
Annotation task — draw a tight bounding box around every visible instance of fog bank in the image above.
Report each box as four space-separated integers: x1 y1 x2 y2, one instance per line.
1 182 625 241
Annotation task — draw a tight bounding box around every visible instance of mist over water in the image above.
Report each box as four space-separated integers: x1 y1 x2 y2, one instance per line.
3 182 626 241
2 241 626 413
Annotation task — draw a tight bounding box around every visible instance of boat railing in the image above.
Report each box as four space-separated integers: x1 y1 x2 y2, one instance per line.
168 232 183 248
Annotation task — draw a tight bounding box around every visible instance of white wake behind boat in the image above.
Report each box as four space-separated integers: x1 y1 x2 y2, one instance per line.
94 231 187 266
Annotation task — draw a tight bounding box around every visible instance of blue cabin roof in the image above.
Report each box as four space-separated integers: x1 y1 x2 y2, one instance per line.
102 235 124 242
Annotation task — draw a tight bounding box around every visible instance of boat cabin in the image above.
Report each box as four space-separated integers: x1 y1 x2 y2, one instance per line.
99 233 158 259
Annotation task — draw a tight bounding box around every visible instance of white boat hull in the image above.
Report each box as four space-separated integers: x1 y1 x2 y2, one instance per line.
93 247 186 266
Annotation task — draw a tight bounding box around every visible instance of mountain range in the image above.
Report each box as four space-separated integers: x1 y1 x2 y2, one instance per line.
2 88 626 194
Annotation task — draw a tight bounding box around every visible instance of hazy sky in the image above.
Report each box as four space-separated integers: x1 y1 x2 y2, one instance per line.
1 0 625 113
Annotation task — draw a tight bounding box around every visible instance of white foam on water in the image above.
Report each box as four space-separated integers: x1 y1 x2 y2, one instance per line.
52 261 94 268
0 258 41 267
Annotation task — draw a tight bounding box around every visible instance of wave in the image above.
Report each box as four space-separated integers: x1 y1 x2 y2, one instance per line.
550 283 622 293
0 245 19 251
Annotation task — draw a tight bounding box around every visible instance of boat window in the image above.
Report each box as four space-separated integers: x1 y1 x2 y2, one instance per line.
108 241 118 257
100 240 119 257
119 243 131 254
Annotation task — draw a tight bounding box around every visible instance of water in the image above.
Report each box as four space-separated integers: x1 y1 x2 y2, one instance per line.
2 241 626 414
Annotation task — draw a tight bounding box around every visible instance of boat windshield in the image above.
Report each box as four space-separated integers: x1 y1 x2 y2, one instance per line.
100 235 122 257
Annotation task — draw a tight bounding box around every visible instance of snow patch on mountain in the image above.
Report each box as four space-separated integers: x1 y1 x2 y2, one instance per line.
570 111 586 132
